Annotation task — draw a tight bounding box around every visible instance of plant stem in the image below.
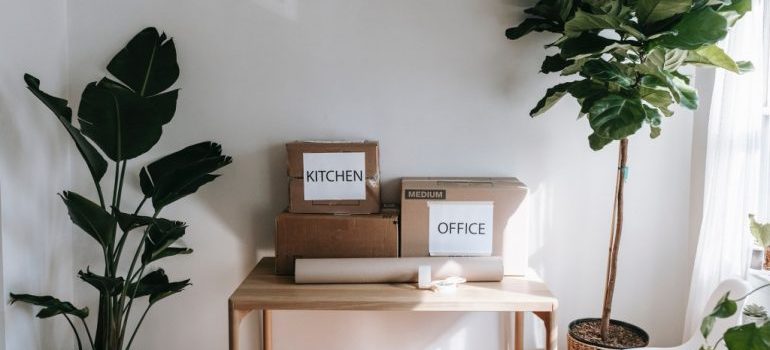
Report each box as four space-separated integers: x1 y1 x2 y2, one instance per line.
63 314 84 350
600 138 629 340
94 180 106 210
80 317 95 349
113 197 148 267
125 304 152 350
735 283 770 302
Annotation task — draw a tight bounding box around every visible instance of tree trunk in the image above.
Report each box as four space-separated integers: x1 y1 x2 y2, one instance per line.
600 138 629 340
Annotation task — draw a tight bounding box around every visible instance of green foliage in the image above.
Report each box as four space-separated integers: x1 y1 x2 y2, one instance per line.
750 214 770 247
701 285 770 350
11 27 231 350
506 0 751 150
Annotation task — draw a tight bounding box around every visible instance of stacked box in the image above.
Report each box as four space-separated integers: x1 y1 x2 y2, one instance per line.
400 177 529 275
275 208 399 275
286 141 380 214
275 141 392 275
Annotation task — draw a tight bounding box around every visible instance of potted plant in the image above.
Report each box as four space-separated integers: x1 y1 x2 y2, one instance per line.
9 27 232 350
702 286 770 350
742 304 768 325
749 214 770 270
506 0 752 348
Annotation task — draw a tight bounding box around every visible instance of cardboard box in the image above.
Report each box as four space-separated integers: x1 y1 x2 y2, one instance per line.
400 177 529 275
275 208 399 275
286 141 380 214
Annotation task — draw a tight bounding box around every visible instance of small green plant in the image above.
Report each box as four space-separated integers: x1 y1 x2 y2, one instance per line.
9 27 232 350
749 214 770 248
743 304 768 319
701 284 770 350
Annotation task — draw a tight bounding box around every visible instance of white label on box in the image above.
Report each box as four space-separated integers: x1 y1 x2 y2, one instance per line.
428 201 494 256
303 152 366 200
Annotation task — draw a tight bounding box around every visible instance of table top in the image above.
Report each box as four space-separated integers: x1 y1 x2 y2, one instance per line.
229 258 558 312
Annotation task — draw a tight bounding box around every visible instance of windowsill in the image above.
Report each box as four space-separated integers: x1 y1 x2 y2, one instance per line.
749 268 770 283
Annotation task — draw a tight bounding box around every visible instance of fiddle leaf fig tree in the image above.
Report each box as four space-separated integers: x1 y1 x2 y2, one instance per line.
507 0 751 345
10 27 232 350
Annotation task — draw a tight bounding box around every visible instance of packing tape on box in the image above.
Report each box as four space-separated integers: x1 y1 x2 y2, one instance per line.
294 256 503 284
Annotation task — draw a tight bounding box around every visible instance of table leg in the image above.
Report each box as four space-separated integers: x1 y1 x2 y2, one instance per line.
229 301 250 350
263 309 273 350
534 311 557 350
514 312 524 350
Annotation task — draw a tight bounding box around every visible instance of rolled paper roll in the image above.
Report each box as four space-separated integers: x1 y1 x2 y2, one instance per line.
294 256 503 284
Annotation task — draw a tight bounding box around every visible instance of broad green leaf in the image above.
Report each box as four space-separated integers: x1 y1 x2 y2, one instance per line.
61 191 115 248
127 269 191 305
650 126 662 138
580 60 634 87
655 7 728 49
710 293 737 318
642 104 663 127
564 10 645 39
78 269 124 296
530 82 575 117
645 48 688 71
636 0 692 25
723 322 770 350
559 33 617 58
685 44 744 73
107 27 179 97
670 74 698 109
588 94 646 142
9 293 88 319
568 79 608 114
142 219 190 264
541 55 572 73
525 0 574 22
561 58 589 75
24 74 108 183
78 78 176 161
588 133 614 150
141 142 232 210
506 18 561 40
749 214 770 247
718 0 751 26
701 315 716 339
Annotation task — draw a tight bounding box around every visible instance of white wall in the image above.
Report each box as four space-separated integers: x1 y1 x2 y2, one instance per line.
3 0 696 349
0 0 75 349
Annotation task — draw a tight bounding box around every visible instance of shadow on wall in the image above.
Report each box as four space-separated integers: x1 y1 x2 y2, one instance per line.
195 142 289 264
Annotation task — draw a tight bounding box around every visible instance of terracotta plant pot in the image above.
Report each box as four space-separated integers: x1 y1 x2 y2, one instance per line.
567 318 650 350
764 246 770 270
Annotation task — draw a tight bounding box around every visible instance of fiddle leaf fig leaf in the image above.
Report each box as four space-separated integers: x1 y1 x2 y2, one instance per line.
531 82 575 117
564 10 645 39
541 55 573 73
685 44 747 73
645 48 688 71
24 74 108 183
525 0 574 22
580 60 634 87
9 293 89 319
506 18 561 40
61 191 115 248
749 214 770 247
655 7 728 49
559 33 617 58
107 27 179 97
636 0 693 26
587 94 646 146
723 322 770 350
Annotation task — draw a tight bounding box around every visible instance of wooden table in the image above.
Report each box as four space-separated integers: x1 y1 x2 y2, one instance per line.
229 258 558 350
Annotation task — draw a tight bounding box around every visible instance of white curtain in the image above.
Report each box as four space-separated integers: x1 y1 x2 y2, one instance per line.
683 0 766 339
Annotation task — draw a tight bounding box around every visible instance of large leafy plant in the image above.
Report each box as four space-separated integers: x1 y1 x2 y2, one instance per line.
701 284 770 350
9 27 232 350
506 0 751 343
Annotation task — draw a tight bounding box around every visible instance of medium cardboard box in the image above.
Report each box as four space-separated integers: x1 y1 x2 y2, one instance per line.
275 208 399 275
286 141 381 214
400 177 529 275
